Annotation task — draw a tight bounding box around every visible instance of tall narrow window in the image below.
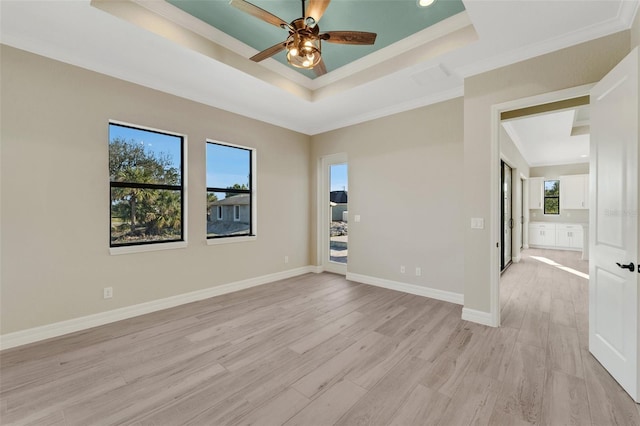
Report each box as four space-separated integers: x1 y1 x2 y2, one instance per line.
206 141 254 239
544 179 560 215
109 122 184 246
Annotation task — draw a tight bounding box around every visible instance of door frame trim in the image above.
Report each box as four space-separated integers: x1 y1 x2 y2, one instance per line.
500 159 514 272
489 83 595 327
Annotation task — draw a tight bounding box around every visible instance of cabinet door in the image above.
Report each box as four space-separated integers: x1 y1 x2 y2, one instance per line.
542 228 556 246
528 226 541 245
560 174 588 209
556 229 571 247
570 227 584 249
529 177 544 209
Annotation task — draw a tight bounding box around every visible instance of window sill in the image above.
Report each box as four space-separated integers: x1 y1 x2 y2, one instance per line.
109 241 187 255
207 235 257 245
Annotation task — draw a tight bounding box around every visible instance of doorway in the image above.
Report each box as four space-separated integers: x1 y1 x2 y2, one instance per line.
520 177 524 250
329 163 348 265
489 84 594 327
500 160 513 272
320 153 348 275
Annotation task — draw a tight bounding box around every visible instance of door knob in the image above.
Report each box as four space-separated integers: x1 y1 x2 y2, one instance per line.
616 262 635 272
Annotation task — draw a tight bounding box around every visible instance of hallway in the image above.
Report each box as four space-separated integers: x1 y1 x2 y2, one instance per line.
500 248 640 424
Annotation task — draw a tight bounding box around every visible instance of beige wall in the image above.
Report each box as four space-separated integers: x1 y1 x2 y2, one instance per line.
311 98 465 295
632 6 640 49
463 31 630 314
2 25 636 337
0 46 311 334
529 163 590 224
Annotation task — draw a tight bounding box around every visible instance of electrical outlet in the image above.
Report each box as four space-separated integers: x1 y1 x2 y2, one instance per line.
400 265 405 274
284 255 289 264
415 267 422 276
103 287 113 299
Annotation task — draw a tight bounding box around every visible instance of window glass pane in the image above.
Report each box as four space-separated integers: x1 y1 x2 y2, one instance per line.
111 188 182 244
544 180 559 196
109 123 182 185
206 143 250 189
544 197 559 215
207 191 250 237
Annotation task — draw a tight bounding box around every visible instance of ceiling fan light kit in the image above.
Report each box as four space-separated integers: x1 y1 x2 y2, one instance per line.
230 0 377 76
285 19 322 69
417 0 437 7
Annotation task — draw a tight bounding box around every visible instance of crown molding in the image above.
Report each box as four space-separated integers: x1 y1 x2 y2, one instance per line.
455 2 638 78
131 1 474 96
309 12 473 90
132 0 314 88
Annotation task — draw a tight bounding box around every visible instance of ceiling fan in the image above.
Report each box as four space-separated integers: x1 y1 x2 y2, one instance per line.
230 0 377 76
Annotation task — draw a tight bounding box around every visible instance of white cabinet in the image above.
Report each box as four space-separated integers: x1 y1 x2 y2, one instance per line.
529 223 556 247
528 177 544 210
560 174 589 209
556 224 584 249
529 222 585 252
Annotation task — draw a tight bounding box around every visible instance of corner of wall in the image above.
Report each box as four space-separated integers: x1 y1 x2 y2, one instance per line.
631 5 640 50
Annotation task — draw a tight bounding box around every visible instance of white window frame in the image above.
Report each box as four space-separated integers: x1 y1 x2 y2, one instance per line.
233 205 241 222
217 205 223 220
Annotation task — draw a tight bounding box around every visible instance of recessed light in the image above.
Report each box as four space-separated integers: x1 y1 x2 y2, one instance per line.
417 0 436 7
580 154 588 158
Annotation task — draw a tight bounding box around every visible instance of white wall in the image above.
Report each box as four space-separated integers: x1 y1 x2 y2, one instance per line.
311 98 465 297
0 46 311 335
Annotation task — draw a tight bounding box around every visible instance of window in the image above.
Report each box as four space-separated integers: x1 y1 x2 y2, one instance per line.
206 141 255 239
109 122 184 247
544 179 560 215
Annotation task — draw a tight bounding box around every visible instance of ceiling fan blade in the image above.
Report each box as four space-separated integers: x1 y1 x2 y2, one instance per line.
313 57 327 76
305 0 331 23
230 0 289 29
320 31 377 45
250 42 287 62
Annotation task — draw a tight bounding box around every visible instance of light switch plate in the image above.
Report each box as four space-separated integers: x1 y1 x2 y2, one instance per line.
471 218 484 229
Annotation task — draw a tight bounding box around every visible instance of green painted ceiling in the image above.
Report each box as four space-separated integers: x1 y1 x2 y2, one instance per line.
167 0 466 78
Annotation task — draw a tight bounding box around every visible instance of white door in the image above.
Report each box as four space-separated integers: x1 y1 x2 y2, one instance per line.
589 47 639 402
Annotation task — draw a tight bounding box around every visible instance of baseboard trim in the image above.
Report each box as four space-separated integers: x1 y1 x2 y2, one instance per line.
308 265 324 274
0 266 317 351
461 307 496 327
346 273 464 305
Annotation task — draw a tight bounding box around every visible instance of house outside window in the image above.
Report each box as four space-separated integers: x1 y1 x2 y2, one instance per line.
206 141 255 240
544 179 560 215
109 122 184 248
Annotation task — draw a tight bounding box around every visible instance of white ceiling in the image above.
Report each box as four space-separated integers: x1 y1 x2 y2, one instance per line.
0 1 638 135
502 107 591 167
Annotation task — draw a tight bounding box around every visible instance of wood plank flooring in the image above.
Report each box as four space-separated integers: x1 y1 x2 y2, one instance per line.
1 249 639 425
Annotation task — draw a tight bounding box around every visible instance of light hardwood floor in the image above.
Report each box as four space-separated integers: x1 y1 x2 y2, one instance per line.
1 249 639 425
